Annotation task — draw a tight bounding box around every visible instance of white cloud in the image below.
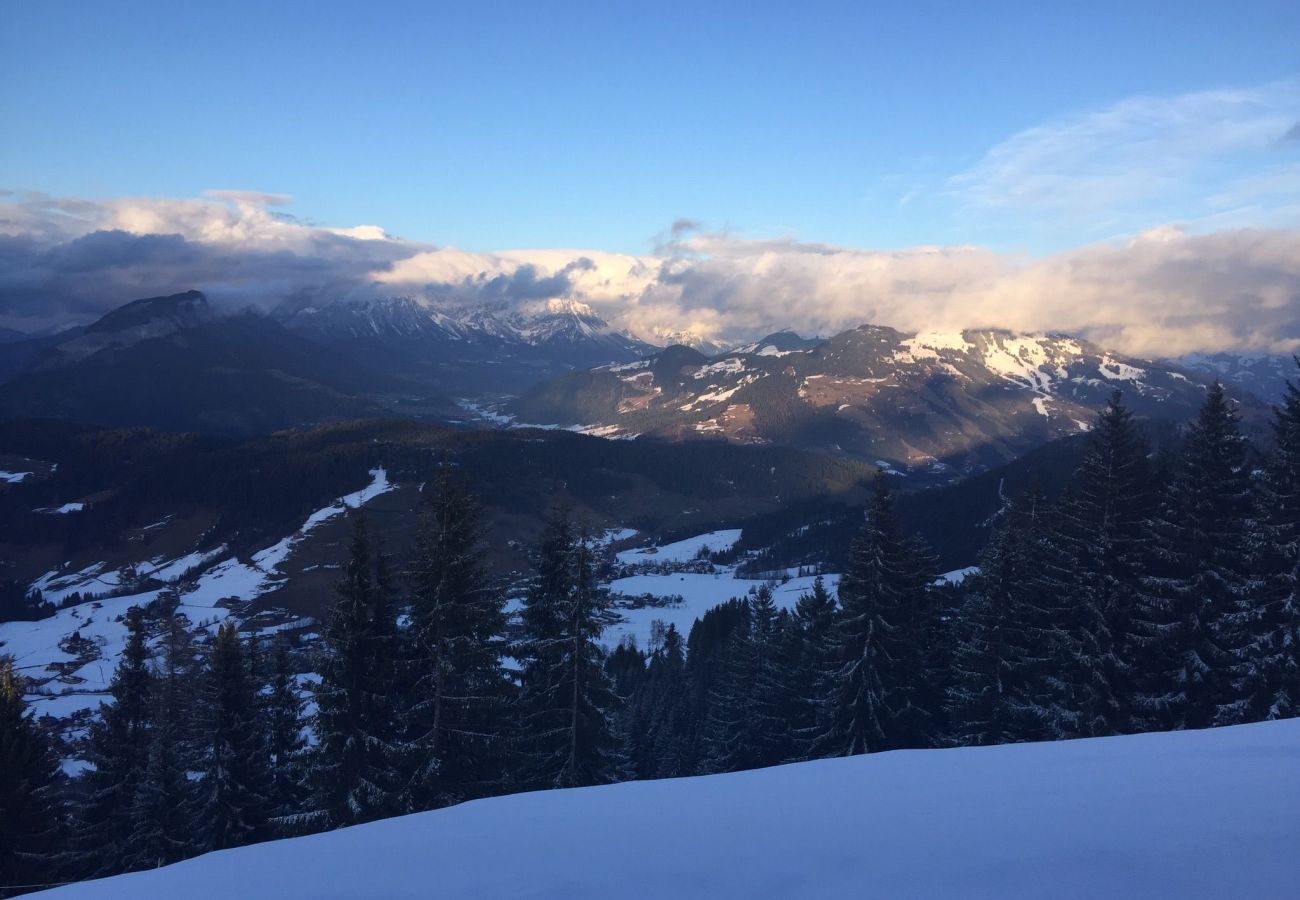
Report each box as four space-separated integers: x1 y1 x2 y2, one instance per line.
949 79 1300 239
2 189 1298 358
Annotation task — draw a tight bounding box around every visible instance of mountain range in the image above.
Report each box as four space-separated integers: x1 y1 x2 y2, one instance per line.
276 295 654 396
507 326 1269 476
0 291 1284 475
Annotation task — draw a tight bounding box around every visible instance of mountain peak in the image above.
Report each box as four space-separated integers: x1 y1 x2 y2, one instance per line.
88 290 211 334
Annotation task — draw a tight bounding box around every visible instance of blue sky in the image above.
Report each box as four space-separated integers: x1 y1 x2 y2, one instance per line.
3 0 1296 255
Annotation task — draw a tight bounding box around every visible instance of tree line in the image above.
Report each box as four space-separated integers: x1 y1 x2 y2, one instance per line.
3 381 1299 895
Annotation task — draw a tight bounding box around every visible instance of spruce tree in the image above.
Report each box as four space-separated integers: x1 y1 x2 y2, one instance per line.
777 576 836 759
197 622 273 852
0 657 62 898
75 605 151 877
264 635 306 821
308 514 401 828
124 616 200 870
1042 392 1157 737
402 466 512 811
1247 368 1300 719
700 587 794 772
516 510 622 789
946 494 1052 746
1133 383 1256 730
625 623 690 779
813 477 938 756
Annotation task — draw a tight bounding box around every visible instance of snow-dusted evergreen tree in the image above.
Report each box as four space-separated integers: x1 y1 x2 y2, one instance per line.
401 465 512 811
946 493 1053 746
814 477 938 756
308 514 401 828
0 656 62 896
75 605 151 876
1133 383 1256 730
516 509 622 789
197 622 272 852
786 576 837 759
124 616 201 870
624 623 690 779
1042 391 1157 737
1247 368 1300 719
263 635 306 821
699 587 789 772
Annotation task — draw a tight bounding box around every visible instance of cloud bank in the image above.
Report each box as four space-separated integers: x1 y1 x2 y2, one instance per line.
1 188 1298 356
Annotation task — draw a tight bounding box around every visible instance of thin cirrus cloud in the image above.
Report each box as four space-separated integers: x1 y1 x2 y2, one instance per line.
946 78 1300 240
1 78 1298 357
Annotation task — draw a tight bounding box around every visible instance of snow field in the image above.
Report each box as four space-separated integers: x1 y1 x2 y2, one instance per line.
38 718 1300 900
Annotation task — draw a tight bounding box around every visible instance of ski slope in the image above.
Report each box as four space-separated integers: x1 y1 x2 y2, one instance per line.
39 719 1300 899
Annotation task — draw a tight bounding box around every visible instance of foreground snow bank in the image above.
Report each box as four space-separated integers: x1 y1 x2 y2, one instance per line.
41 719 1300 899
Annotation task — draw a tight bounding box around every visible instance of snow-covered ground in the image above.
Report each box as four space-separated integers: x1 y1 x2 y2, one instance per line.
2 469 394 705
604 571 839 649
615 529 743 565
39 719 1300 899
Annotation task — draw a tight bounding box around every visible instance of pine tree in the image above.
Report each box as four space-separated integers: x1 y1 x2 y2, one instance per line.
681 599 750 773
263 635 306 821
1133 383 1256 730
1043 391 1157 737
700 587 794 772
401 466 512 811
1247 368 1300 719
786 576 838 760
813 476 938 756
0 657 62 898
946 494 1053 746
308 514 401 828
197 622 273 852
624 623 690 779
75 605 151 876
124 616 200 870
516 509 622 789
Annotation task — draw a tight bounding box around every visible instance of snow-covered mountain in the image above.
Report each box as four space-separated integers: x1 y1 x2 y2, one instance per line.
39 719 1300 899
1173 351 1297 405
277 295 656 396
509 325 1270 477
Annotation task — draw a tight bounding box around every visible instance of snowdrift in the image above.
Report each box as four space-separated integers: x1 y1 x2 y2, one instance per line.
41 719 1300 899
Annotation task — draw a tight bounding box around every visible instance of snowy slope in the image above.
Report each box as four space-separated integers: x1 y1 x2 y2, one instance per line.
39 719 1300 899
614 529 743 564
509 325 1261 477
605 571 839 649
3 469 394 718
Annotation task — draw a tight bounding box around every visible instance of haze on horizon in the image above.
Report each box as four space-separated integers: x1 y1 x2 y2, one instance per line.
1 0 1298 355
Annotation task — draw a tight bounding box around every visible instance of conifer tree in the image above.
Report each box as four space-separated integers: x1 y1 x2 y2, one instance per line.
75 605 151 876
1042 392 1157 737
813 477 938 756
516 509 621 789
700 587 795 772
646 624 693 777
263 636 306 820
197 622 272 852
1247 368 1300 719
681 599 750 773
946 494 1053 746
402 466 512 811
124 616 200 870
786 576 838 759
624 623 690 779
1133 383 1256 730
0 657 61 898
308 514 400 828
